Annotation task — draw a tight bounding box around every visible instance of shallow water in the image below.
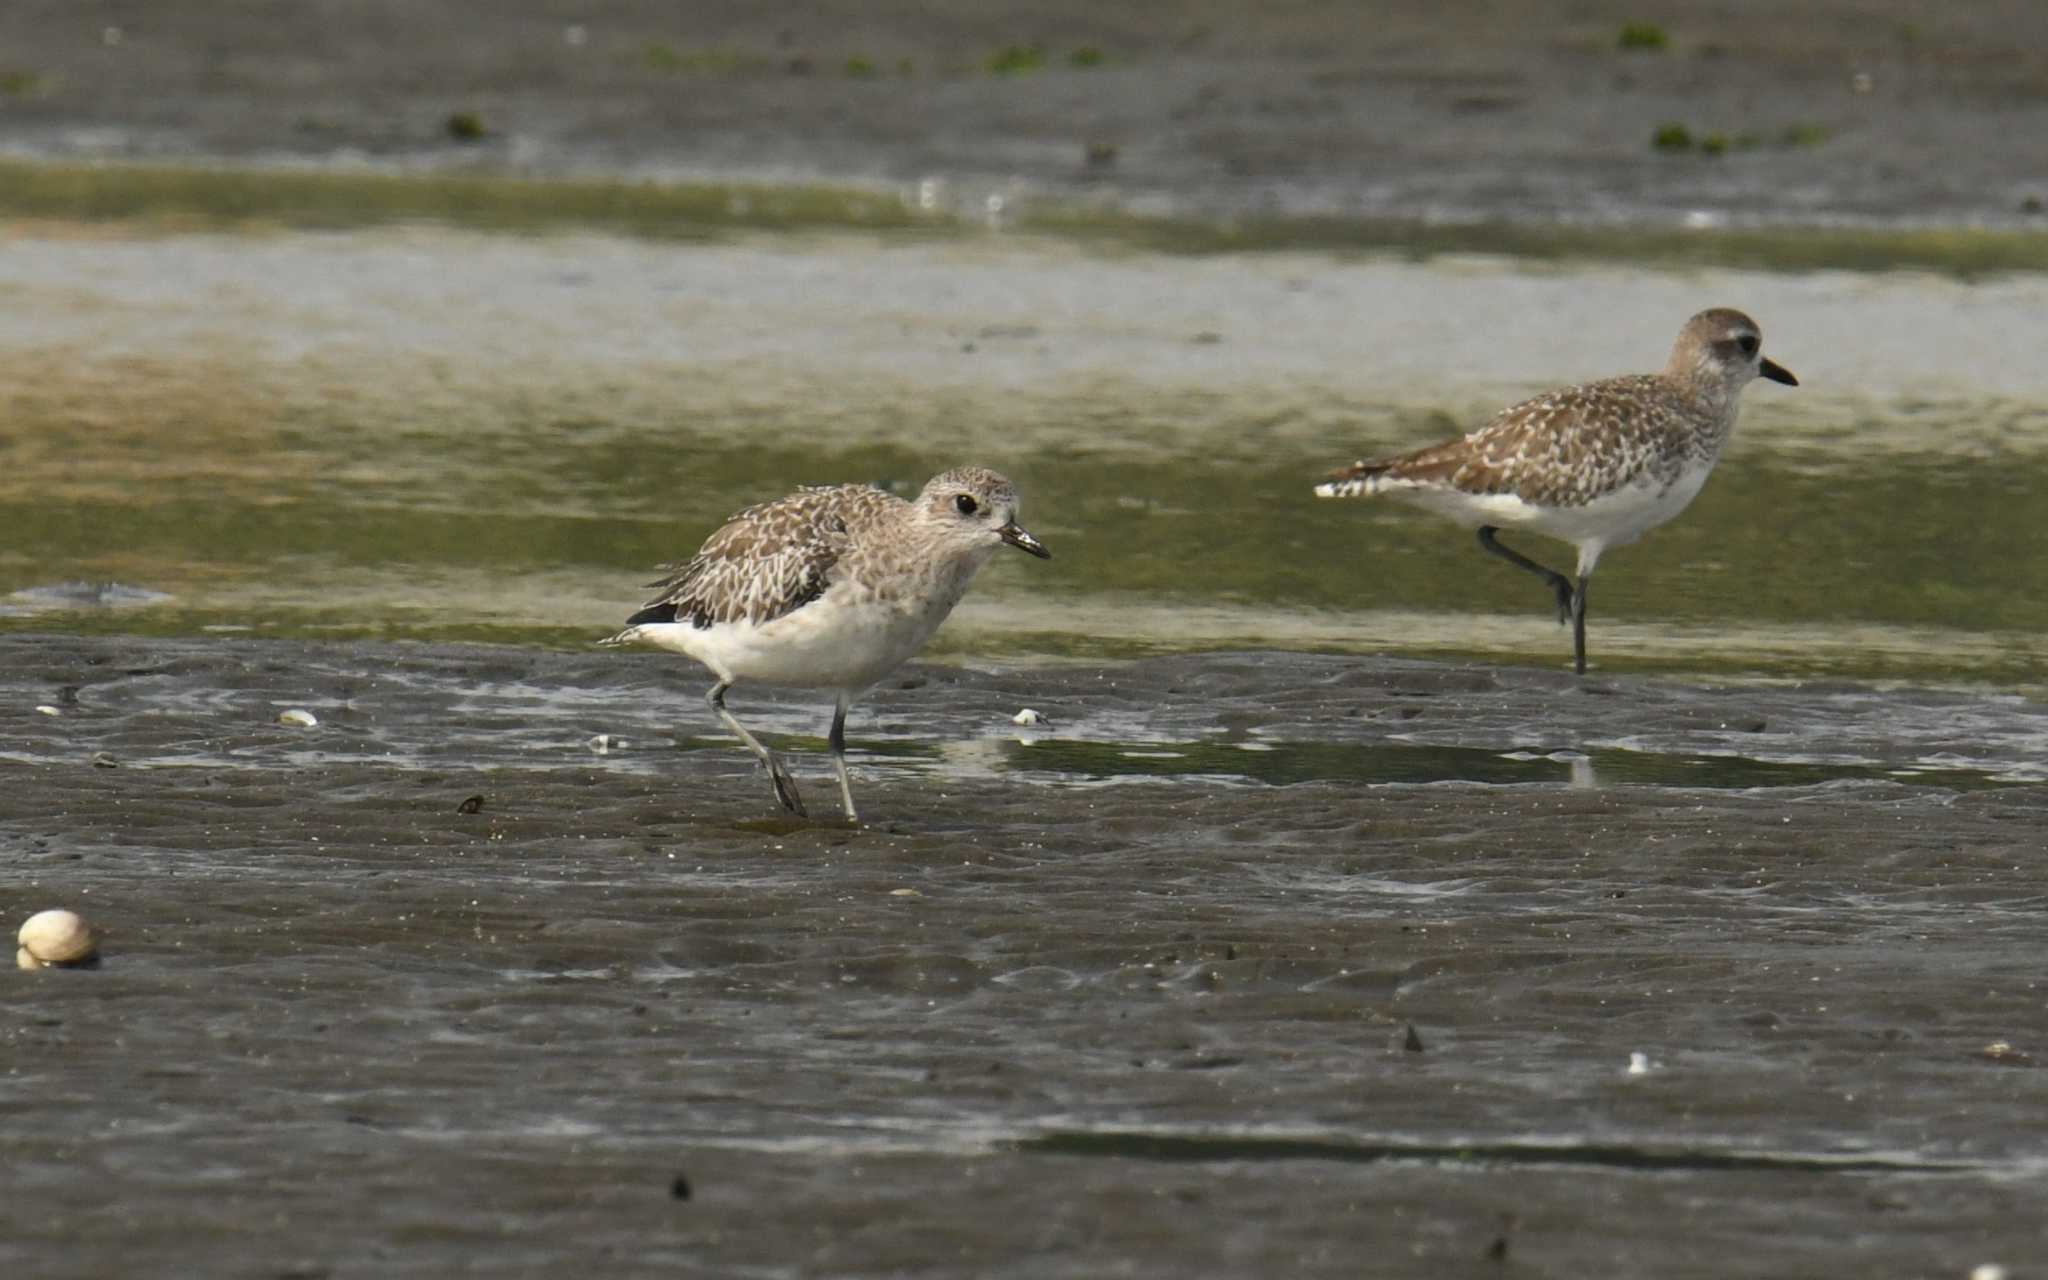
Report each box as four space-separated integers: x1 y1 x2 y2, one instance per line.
3 225 2048 685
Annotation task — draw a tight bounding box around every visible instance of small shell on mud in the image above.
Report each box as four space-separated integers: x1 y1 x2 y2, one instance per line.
1011 708 1046 726
1980 1040 2031 1064
34 704 60 717
278 708 319 727
17 909 98 968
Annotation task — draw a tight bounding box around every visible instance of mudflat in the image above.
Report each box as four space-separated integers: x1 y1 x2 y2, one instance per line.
4 633 2044 1276
1 0 2046 228
5 2 2047 1274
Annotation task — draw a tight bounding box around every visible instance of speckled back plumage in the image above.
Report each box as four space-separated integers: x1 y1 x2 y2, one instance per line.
614 465 1034 652
1384 373 1705 508
636 484 901 629
1316 307 1790 514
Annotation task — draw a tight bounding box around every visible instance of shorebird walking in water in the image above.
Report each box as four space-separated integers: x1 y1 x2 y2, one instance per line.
602 466 1050 822
1315 308 1796 674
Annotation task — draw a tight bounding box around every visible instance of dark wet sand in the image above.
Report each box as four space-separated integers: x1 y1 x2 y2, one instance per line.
5 634 2045 1276
4 0 2047 227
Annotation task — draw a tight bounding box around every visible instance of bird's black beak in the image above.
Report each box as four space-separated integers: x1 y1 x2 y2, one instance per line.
998 522 1051 559
1760 357 1798 386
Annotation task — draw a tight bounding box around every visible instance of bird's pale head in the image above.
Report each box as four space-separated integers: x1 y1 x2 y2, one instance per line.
917 466 1051 560
1670 307 1798 398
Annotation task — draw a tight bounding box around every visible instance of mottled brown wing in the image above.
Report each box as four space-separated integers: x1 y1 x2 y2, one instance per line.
636 487 866 629
1387 376 1672 507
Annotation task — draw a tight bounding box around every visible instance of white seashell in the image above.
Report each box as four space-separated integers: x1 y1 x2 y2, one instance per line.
1011 708 1045 726
18 909 98 966
278 709 318 727
35 704 60 717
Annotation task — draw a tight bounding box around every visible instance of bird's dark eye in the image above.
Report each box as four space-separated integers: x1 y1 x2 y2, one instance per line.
1737 334 1760 356
954 493 979 515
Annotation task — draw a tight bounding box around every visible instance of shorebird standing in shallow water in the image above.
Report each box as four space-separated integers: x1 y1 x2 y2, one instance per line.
1315 308 1796 674
602 466 1050 822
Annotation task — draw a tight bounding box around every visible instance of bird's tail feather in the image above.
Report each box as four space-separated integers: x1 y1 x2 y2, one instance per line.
597 601 682 648
1312 460 1390 499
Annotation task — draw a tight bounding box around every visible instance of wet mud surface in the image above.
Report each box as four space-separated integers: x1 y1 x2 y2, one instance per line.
4 0 2048 230
4 634 2046 1276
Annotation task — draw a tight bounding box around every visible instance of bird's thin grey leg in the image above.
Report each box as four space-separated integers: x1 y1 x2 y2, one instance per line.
828 694 859 824
706 681 806 817
1570 575 1590 676
1477 526 1576 627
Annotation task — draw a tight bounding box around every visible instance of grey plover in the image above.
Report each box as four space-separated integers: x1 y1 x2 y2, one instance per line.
1315 308 1796 674
602 466 1050 821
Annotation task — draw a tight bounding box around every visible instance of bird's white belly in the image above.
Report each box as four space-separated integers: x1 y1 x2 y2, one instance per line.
633 591 955 691
1395 463 1713 550
1523 467 1711 548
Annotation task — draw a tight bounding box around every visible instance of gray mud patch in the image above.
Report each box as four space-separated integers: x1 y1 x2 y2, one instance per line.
4 634 2046 1276
3 0 2048 233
